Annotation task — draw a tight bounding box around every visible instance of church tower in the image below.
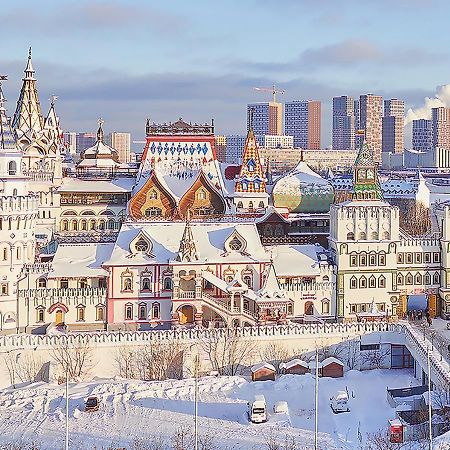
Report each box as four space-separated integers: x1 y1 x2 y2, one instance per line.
0 76 38 332
329 139 400 321
233 111 268 212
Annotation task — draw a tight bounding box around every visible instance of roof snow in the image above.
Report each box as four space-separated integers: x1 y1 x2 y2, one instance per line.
59 177 135 193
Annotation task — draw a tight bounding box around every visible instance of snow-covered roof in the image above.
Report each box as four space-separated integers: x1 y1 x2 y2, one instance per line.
268 244 324 277
280 359 309 370
59 177 135 193
251 362 276 373
49 243 114 278
105 222 268 266
320 357 344 367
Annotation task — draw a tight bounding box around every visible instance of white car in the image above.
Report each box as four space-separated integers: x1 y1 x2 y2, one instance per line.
273 401 288 414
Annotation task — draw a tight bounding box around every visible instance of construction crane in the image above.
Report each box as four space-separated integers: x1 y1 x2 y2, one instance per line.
253 84 285 103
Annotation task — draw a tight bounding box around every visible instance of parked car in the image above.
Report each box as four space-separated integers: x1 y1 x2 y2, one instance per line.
85 396 100 412
273 401 288 414
330 391 350 413
248 395 267 423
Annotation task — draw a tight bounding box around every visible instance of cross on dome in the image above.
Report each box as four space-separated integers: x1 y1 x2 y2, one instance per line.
97 118 104 142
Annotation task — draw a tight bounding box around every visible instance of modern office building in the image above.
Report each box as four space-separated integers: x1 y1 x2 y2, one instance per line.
106 132 131 163
258 134 293 149
214 135 227 163
412 119 432 152
382 99 404 154
284 100 321 149
432 107 450 150
332 96 355 150
247 102 282 136
225 135 247 164
356 94 383 162
62 132 77 155
75 132 96 154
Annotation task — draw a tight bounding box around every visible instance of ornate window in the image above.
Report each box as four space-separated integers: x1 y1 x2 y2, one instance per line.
121 269 133 292
237 201 243 209
369 276 376 288
37 278 47 288
224 266 236 283
136 239 149 252
225 230 247 253
76 305 85 322
60 279 69 289
131 233 152 255
149 189 158 199
378 276 386 288
359 276 367 289
36 307 45 323
96 305 105 321
145 207 162 217
347 232 355 241
433 272 440 284
379 252 386 266
369 253 377 266
138 303 147 320
163 276 172 290
405 273 413 285
125 303 133 320
152 302 160 319
350 276 357 289
141 272 152 291
424 272 431 285
415 273 422 285
397 273 404 285
243 275 252 288
197 189 207 200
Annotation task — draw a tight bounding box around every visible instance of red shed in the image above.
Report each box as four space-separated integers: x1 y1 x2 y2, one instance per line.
320 357 344 378
251 362 276 381
280 359 310 375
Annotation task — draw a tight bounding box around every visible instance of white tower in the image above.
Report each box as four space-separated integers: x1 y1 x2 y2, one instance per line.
0 76 38 332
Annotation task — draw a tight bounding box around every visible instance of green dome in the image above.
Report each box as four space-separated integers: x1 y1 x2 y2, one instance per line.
272 161 334 213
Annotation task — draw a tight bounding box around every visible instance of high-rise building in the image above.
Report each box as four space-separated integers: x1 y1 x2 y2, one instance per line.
284 100 321 149
412 119 432 151
332 96 355 150
382 99 404 154
257 134 293 149
247 102 282 136
432 107 450 149
63 132 77 154
76 133 96 154
106 132 131 163
225 135 247 164
215 135 227 163
357 94 383 162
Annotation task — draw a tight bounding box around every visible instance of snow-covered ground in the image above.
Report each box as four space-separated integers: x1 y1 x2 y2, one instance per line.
0 369 448 449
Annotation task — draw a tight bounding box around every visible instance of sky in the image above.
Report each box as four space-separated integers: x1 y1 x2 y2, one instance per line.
1 0 450 149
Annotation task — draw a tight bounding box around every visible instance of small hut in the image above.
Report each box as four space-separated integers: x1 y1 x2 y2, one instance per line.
251 362 276 381
320 357 344 378
280 359 310 375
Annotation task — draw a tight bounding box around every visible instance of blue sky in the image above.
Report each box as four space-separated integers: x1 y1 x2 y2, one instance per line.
1 0 450 148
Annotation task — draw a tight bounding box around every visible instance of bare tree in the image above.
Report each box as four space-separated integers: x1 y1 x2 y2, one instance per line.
171 426 194 450
400 201 431 236
2 352 19 388
131 436 166 450
16 352 43 383
259 342 291 374
50 339 95 382
364 430 409 450
200 329 256 376
360 347 390 370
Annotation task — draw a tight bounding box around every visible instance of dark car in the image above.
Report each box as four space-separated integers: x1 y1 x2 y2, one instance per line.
85 396 100 412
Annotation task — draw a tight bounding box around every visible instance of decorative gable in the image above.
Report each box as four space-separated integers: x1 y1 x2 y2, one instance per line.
224 229 247 253
130 231 154 256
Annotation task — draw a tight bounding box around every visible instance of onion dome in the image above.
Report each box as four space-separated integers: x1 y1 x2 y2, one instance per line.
272 160 334 213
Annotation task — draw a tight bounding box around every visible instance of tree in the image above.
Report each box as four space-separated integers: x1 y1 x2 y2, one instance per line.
259 342 291 374
50 339 95 382
399 201 431 236
200 329 256 376
360 347 390 370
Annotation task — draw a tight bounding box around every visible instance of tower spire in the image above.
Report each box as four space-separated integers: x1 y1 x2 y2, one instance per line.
97 118 104 142
12 48 44 140
0 76 20 153
177 210 199 262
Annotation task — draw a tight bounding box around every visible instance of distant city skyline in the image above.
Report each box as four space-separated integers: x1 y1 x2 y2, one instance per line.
1 1 450 146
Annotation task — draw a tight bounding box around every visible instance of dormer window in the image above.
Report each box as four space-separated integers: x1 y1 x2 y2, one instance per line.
197 189 207 200
247 158 256 172
131 232 153 255
225 230 247 253
149 189 158 200
135 239 149 253
229 237 243 251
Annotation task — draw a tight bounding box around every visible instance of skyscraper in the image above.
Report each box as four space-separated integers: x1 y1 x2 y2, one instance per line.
63 132 77 155
247 102 282 135
382 99 404 154
357 94 383 162
75 133 96 154
332 96 355 150
412 119 432 151
284 100 321 149
106 132 131 163
214 135 227 163
432 107 450 149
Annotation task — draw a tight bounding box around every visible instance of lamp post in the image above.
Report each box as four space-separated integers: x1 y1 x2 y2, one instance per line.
64 337 69 450
194 352 200 450
427 348 432 450
314 346 319 450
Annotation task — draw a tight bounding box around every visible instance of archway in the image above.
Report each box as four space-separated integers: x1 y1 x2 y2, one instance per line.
179 305 194 324
55 309 64 325
304 301 314 315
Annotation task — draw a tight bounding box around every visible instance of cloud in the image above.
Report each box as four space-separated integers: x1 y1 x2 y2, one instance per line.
0 2 185 34
405 85 450 125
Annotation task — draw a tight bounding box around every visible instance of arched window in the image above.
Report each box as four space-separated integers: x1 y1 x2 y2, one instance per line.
89 220 96 230
378 252 386 266
125 303 133 320
80 220 87 231
347 232 355 241
237 201 243 209
8 161 17 175
371 232 379 240
16 246 21 260
397 273 403 285
415 273 422 285
36 307 45 323
2 247 7 261
76 305 85 322
152 302 160 319
378 276 386 288
71 220 78 231
98 220 106 230
138 303 147 320
107 219 115 230
258 201 265 208
264 224 273 236
382 231 390 240
96 305 105 321
197 189 207 200
369 276 376 288
322 301 330 315
12 188 18 197
37 278 47 288
135 239 149 253
433 272 440 284
61 220 69 231
369 252 377 266
359 252 367 266
243 275 252 288
405 273 413 285
350 276 357 289
142 276 151 291
163 276 172 290
149 189 158 199
358 232 366 240
359 276 367 288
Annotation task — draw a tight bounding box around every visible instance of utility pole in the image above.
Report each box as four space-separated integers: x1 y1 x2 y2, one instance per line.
314 346 319 450
194 353 199 450
427 349 432 450
65 338 69 450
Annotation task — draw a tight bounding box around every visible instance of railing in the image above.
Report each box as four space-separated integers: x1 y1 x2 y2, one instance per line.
0 195 39 214
279 281 334 292
18 287 107 299
55 232 119 243
22 262 53 274
176 291 196 300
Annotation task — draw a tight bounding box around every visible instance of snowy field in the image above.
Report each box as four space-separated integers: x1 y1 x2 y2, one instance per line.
0 369 448 450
